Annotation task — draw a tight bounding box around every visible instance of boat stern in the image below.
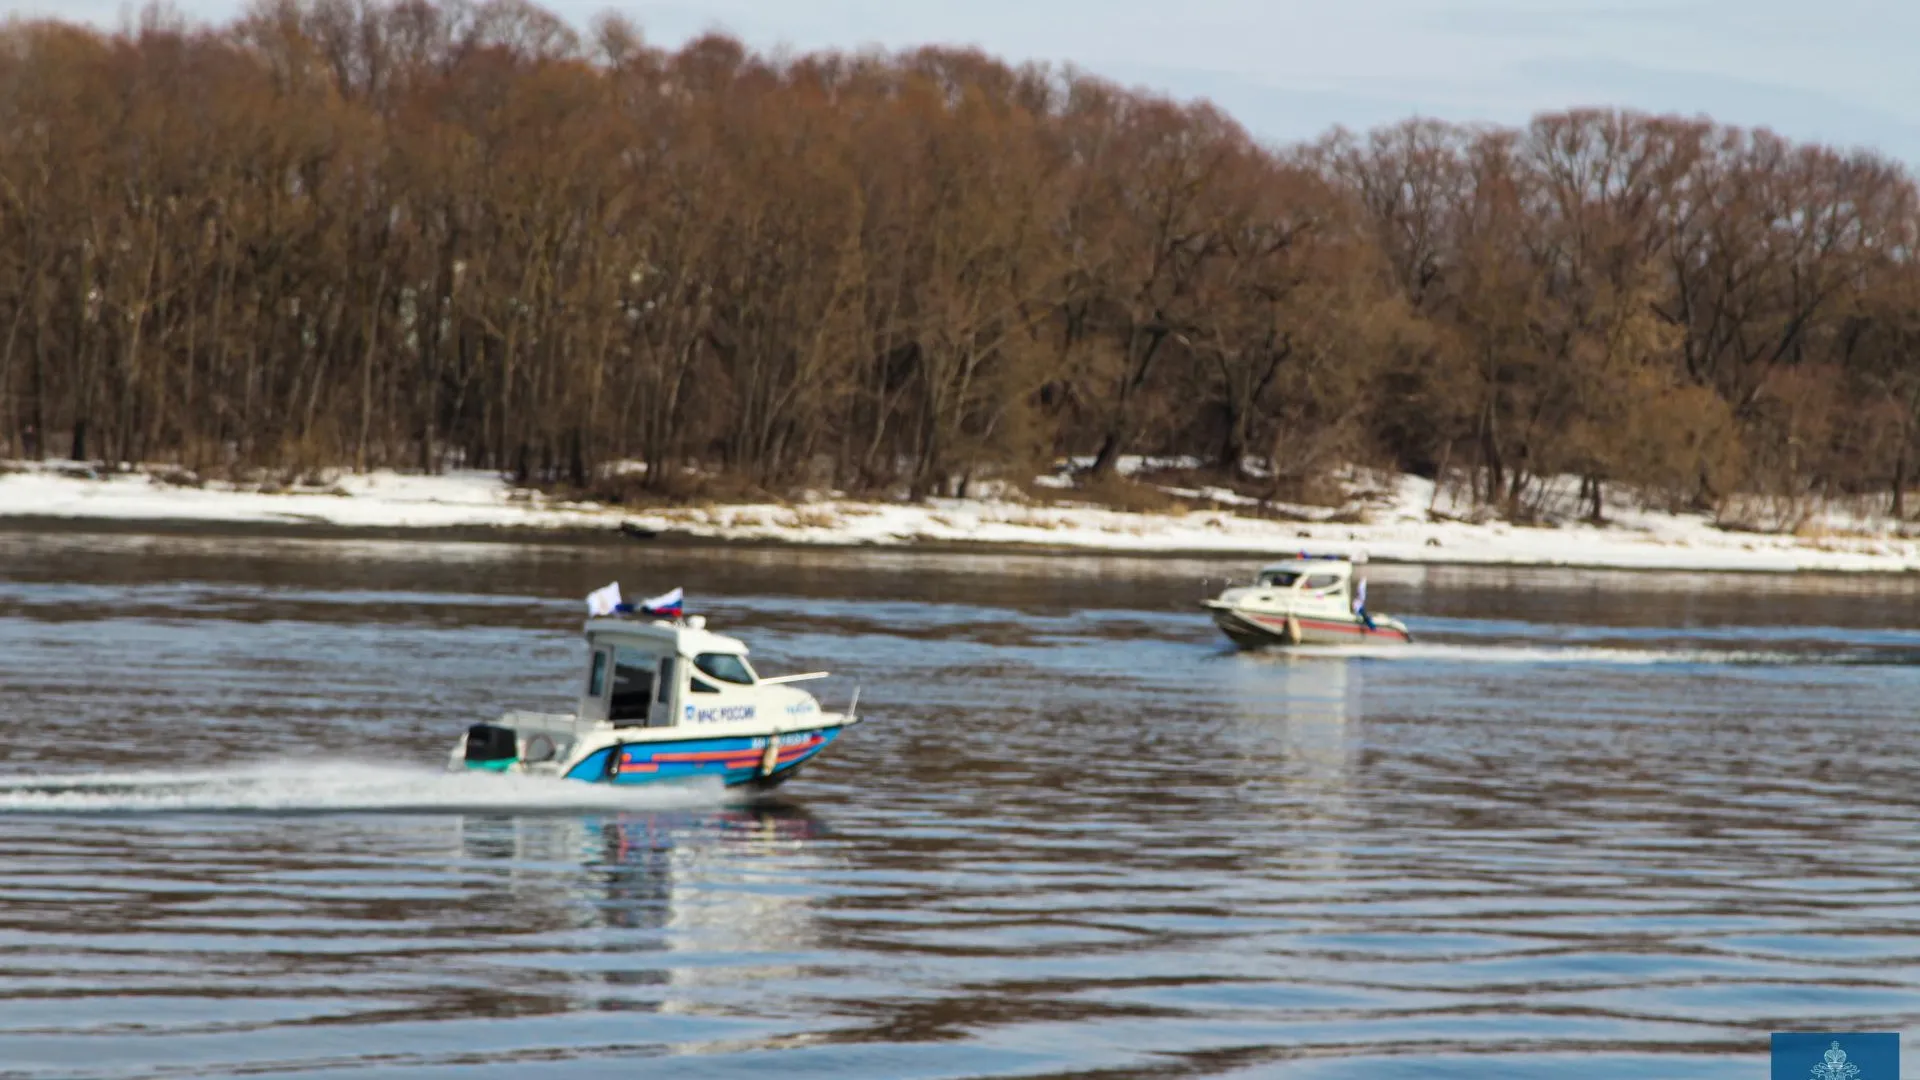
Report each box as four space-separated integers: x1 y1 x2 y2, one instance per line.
449 712 593 777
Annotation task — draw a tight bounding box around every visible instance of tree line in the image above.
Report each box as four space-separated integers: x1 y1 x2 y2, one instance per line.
3 0 1918 520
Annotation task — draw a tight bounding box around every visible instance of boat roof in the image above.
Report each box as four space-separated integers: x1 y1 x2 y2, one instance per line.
583 616 749 656
1260 556 1355 576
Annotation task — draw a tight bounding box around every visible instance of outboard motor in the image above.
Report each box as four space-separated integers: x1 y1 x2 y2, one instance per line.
463 723 519 770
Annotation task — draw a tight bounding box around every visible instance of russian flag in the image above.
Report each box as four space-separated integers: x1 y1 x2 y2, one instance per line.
638 586 684 619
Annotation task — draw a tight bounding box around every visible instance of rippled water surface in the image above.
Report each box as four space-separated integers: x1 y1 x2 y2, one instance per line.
4 530 1920 1078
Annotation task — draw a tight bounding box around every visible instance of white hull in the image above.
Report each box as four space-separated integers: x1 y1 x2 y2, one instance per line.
1204 602 1411 649
454 610 861 789
453 709 859 789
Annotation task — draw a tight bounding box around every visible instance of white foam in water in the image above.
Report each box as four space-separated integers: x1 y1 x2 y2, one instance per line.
1264 642 1809 665
0 761 730 814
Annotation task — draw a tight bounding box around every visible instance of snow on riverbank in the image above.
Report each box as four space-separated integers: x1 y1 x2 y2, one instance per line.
2 460 1916 572
0 463 610 530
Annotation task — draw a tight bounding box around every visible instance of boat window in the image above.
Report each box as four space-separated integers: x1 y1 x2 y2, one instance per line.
1260 571 1300 587
693 652 754 685
609 646 657 722
1302 573 1342 591
587 650 608 698
656 657 676 703
689 676 718 694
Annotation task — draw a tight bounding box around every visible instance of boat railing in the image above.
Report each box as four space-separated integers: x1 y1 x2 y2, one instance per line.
500 709 605 734
759 671 830 686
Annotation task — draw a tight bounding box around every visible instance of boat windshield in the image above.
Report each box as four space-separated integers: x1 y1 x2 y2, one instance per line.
1260 571 1301 587
693 652 755 685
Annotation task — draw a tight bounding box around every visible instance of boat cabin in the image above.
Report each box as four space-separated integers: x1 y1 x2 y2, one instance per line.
577 615 761 729
1255 557 1355 604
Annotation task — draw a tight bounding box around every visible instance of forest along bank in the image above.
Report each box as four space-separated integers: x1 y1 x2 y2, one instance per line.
0 4 1916 533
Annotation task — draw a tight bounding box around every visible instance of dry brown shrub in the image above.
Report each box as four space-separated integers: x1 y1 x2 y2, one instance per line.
1716 494 1817 534
1071 473 1184 513
1262 471 1354 509
579 468 774 508
580 471 653 506
149 466 204 489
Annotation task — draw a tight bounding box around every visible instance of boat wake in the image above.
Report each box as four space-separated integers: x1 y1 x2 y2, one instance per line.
1246 642 1904 666
0 761 729 815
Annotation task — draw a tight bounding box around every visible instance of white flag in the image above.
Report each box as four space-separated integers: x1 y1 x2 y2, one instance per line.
585 581 623 617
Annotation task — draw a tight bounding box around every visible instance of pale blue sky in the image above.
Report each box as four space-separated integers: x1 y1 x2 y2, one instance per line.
13 0 1916 163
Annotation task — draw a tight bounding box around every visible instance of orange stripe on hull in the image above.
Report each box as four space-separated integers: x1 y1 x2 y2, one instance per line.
647 750 749 763
628 738 826 767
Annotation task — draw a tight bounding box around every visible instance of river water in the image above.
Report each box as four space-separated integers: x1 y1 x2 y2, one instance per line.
2 530 1918 1079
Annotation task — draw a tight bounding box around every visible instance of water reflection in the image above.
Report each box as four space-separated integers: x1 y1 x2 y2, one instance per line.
1221 655 1362 885
1222 651 1363 723
457 804 833 1021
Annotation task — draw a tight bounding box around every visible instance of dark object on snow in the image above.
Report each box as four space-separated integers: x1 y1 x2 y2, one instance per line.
619 521 658 541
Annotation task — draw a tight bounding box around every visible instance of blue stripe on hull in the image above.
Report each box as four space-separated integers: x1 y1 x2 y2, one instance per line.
568 726 843 787
563 747 615 782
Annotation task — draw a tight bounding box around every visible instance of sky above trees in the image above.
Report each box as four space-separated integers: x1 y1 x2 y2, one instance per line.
9 0 1918 163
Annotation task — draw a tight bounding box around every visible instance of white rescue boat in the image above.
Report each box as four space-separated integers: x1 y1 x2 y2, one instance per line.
1202 554 1412 649
450 584 860 789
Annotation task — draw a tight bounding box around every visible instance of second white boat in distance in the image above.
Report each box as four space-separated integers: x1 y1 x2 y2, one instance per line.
1202 553 1412 648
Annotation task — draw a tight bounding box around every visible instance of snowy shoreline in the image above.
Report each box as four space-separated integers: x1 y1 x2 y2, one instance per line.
2 461 1916 574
